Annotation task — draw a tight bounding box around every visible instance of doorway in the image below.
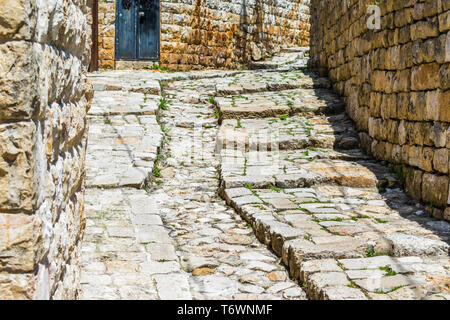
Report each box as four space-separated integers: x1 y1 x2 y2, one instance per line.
115 0 160 61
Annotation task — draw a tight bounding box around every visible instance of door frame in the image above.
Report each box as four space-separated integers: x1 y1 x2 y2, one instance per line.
89 0 99 71
114 0 161 62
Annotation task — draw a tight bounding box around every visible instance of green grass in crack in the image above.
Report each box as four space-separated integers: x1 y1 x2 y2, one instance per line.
379 265 397 277
375 285 404 294
153 165 162 178
269 183 282 193
159 97 169 110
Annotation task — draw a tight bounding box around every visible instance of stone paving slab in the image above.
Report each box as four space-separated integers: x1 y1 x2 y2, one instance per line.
248 47 309 70
86 115 162 188
299 256 450 300
221 185 450 299
213 53 450 300
89 91 159 116
215 88 344 120
217 114 358 151
214 72 332 97
89 69 241 95
141 77 308 300
90 76 161 95
220 150 401 190
80 188 190 300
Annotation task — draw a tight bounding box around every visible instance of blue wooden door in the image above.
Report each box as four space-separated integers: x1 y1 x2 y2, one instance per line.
116 0 160 60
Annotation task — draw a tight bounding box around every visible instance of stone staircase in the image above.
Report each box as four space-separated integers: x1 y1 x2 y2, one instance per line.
81 49 449 300
212 54 450 300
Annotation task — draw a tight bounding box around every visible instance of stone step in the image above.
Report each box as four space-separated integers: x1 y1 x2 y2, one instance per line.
223 194 449 261
89 91 159 116
220 151 401 190
221 185 450 299
247 50 308 70
299 256 450 300
89 76 161 95
217 115 359 151
280 46 310 54
86 115 162 189
214 89 345 120
213 70 331 97
163 69 331 101
81 188 188 300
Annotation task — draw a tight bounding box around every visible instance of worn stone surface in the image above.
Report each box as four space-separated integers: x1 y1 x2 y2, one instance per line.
80 64 307 300
309 0 450 221
4 0 448 302
215 51 450 300
0 0 92 300
80 48 450 300
86 114 162 189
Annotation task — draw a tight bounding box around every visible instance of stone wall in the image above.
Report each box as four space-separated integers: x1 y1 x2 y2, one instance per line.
98 0 310 70
98 0 116 69
310 0 450 221
0 0 92 299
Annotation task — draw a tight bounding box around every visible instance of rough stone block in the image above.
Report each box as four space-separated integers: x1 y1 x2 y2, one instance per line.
0 122 35 211
0 0 36 40
0 41 38 121
433 148 449 174
411 63 440 91
0 214 41 273
0 273 35 300
422 173 449 207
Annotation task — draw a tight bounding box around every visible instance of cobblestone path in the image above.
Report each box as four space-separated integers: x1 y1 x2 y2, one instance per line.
81 49 449 300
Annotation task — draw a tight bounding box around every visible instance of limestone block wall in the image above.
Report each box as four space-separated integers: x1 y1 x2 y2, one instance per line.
98 0 116 69
98 0 310 69
0 0 92 299
310 0 450 221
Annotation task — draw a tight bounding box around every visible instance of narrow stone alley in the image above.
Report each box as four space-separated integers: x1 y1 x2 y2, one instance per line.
80 50 449 300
